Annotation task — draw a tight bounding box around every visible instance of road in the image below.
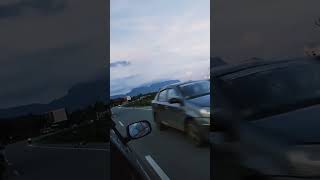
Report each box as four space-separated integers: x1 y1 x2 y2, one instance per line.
112 106 210 180
5 141 109 180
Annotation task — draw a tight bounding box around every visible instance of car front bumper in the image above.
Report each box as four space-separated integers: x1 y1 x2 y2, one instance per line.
194 117 210 141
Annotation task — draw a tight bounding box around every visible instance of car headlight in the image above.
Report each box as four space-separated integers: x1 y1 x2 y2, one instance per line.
199 108 210 117
196 117 210 125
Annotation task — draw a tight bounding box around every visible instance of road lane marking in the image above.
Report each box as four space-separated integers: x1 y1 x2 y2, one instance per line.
118 121 124 127
136 159 152 180
145 155 170 180
136 107 152 110
30 145 109 152
115 107 152 111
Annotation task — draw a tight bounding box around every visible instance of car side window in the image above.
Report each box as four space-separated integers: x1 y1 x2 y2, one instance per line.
167 88 180 99
158 90 168 102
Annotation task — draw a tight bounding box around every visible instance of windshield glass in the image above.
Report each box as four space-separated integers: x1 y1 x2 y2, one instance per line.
179 80 210 99
221 61 320 119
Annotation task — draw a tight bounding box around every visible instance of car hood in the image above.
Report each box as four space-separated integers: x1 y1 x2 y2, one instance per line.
253 104 320 144
238 104 320 176
187 94 210 107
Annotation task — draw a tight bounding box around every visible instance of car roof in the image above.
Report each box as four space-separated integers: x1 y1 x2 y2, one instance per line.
159 80 209 91
211 57 317 77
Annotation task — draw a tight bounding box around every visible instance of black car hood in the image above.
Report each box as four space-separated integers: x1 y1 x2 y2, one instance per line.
187 94 210 107
252 104 320 144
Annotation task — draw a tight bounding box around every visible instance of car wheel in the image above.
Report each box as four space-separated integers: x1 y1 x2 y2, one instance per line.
186 121 204 147
154 113 166 131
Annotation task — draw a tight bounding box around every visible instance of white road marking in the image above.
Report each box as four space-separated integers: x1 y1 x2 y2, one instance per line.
136 159 152 180
118 121 124 127
140 108 152 111
145 155 170 180
115 107 152 111
30 145 109 152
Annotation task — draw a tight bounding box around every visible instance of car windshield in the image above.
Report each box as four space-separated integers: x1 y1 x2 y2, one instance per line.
221 61 320 120
179 80 210 99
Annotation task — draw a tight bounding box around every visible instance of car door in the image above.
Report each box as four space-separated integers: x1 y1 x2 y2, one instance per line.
154 89 169 125
166 88 185 131
111 128 160 180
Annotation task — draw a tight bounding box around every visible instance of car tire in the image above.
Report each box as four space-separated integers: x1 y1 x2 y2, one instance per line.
186 121 205 147
154 113 166 131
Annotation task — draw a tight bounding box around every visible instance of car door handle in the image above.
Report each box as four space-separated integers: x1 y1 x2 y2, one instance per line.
164 106 169 110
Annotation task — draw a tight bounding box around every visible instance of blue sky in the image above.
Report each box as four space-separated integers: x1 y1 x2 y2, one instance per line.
111 0 210 96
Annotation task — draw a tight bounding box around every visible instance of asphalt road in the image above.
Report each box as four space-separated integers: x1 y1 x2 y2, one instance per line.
111 106 210 180
5 141 109 180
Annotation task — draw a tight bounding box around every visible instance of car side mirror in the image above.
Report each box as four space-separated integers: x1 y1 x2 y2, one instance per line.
126 120 152 140
27 138 32 145
168 97 183 105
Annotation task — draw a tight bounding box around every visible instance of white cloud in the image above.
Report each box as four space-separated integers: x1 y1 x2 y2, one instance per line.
111 0 210 95
0 0 107 108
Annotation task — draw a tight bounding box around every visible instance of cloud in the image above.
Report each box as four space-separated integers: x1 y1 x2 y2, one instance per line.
111 0 210 95
0 0 108 108
0 0 66 18
110 60 131 68
213 0 320 63
110 74 140 95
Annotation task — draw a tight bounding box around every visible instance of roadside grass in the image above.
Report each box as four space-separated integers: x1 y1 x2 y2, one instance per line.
36 120 110 144
125 95 156 107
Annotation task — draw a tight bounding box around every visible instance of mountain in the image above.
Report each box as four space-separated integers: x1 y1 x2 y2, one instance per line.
126 80 180 97
110 94 126 99
0 78 108 119
111 80 180 99
50 78 108 111
0 79 179 118
0 103 51 119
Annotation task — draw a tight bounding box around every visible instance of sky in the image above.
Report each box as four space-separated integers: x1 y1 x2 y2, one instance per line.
0 0 108 109
4 0 317 107
213 0 320 63
110 0 210 96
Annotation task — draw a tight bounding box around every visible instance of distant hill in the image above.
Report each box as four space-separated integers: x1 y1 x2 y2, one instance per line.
0 103 51 119
0 78 108 119
0 79 179 119
127 80 180 97
111 80 180 99
50 78 108 111
110 94 126 99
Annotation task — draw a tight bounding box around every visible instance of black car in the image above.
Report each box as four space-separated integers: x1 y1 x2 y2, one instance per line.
110 118 153 180
211 57 320 180
152 80 210 146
